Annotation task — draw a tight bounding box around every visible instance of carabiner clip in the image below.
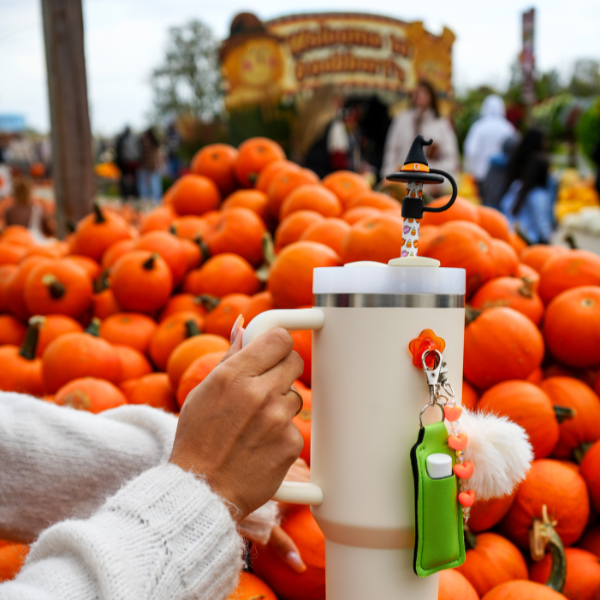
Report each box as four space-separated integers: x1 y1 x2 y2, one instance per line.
422 349 443 388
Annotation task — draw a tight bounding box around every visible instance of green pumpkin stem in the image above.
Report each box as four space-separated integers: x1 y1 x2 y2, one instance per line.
184 319 201 338
94 269 111 294
464 525 477 551
198 294 220 312
41 274 66 299
573 442 594 464
169 224 177 236
553 405 577 424
464 305 481 326
93 203 106 224
142 253 159 270
194 234 211 264
66 218 77 233
85 318 101 337
19 316 45 361
564 233 578 250
519 277 535 299
530 505 566 593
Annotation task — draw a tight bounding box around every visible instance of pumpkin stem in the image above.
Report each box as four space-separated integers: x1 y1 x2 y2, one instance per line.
194 234 211 264
169 224 177 236
246 595 265 600
464 525 477 550
564 233 578 250
94 269 110 294
66 218 77 234
41 273 66 299
184 319 201 338
515 225 533 247
465 305 482 326
198 294 220 312
85 317 101 337
256 232 276 283
93 203 106 224
518 277 535 299
553 404 577 424
142 253 160 270
19 316 45 361
530 505 566 593
573 442 594 464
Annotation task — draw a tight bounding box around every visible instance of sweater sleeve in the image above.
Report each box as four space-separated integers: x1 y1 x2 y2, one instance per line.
0 464 243 600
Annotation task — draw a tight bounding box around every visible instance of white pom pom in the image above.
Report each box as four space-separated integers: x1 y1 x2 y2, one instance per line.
446 409 533 501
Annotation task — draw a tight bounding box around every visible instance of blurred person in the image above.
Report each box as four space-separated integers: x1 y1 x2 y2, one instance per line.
381 80 459 191
463 94 515 197
479 134 521 208
5 176 53 241
500 153 554 244
115 126 141 199
165 121 182 180
501 127 546 195
137 127 162 203
4 134 35 176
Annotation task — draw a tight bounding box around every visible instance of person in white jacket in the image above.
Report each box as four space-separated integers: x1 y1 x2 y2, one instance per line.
463 94 515 193
0 326 305 600
381 80 459 193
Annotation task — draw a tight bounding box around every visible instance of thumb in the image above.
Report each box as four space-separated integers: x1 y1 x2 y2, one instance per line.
267 525 307 573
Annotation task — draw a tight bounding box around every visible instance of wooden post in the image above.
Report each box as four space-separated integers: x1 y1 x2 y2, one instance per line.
41 0 95 236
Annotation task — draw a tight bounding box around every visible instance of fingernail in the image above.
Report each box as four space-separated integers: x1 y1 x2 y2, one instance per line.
285 551 307 573
230 314 244 344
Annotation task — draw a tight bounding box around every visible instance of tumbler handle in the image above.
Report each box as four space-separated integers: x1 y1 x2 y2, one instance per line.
242 308 325 506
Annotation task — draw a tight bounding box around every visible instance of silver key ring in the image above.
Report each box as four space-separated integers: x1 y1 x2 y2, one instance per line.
419 401 445 428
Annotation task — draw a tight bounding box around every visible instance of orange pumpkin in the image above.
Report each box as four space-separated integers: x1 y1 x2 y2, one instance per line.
268 241 341 308
0 315 26 347
470 277 544 326
527 368 544 385
99 312 157 355
227 572 278 600
421 195 480 227
126 373 178 412
42 332 121 393
71 203 133 261
322 170 370 209
469 492 517 533
183 254 260 298
508 231 528 256
234 137 286 188
0 264 17 313
101 239 137 269
521 244 568 274
342 206 382 225
168 174 221 216
179 237 203 271
114 345 153 382
477 205 511 242
24 259 93 318
159 293 208 322
518 263 541 291
479 380 559 459
481 580 566 600
139 205 177 235
0 243 27 266
171 216 209 240
438 569 479 600
134 230 189 286
267 167 319 218
292 380 312 464
242 291 276 325
203 294 251 339
92 287 121 319
166 333 230 390
280 184 342 220
580 440 600 512
462 379 479 410
577 525 600 557
300 217 351 256
464 308 545 389
274 210 325 253
491 239 519 277
177 350 227 407
538 250 600 305
149 311 204 370
65 255 101 281
500 459 590 549
340 213 404 264
0 225 34 247
291 329 312 387
255 159 294 193
111 251 173 314
35 314 83 357
543 286 600 368
0 543 29 582
346 190 401 214
6 255 49 320
222 189 269 223
252 506 325 600
190 143 239 196
55 377 127 413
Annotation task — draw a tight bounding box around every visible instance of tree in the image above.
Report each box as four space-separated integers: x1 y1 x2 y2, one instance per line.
150 20 222 121
568 59 600 97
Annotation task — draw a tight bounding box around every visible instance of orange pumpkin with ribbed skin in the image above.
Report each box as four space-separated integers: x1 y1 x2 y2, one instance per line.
421 195 480 227
234 137 286 187
521 244 568 273
242 291 275 325
291 329 312 387
422 221 496 296
222 189 269 223
0 264 17 312
491 239 519 277
300 217 351 256
203 294 250 339
24 259 93 319
149 311 204 370
508 231 528 256
477 205 511 242
462 379 479 411
177 350 227 407
543 287 600 368
114 345 153 382
160 294 207 322
500 459 590 549
292 380 312 464
171 216 209 240
166 333 230 390
457 533 527 598
190 143 239 196
517 263 541 291
577 525 600 557
340 213 404 265
252 506 325 600
280 184 342 220
101 239 136 269
55 377 127 413
479 380 559 459
35 314 83 357
470 277 544 326
0 543 29 582
71 204 132 261
183 254 260 298
0 243 27 265
538 250 600 305
99 313 157 355
204 207 266 267
23 241 68 259
464 307 544 390
580 440 600 512
0 315 26 347
125 373 178 412
437 569 479 600
346 190 401 214
274 210 325 253
111 251 173 314
322 170 370 209
469 492 517 533
530 547 600 600
6 256 49 320
140 205 177 234
168 174 222 216
255 159 293 193
42 332 121 393
93 287 121 319
267 167 319 218
134 231 189 286
227 571 278 600
65 255 101 281
0 225 33 247
342 206 382 225
179 238 202 271
482 580 566 600
268 241 341 309
540 377 600 461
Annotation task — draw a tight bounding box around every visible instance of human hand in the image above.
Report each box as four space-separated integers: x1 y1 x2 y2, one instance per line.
169 326 304 521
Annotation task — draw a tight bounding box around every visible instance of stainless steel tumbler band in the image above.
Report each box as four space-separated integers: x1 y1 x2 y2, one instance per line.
313 293 465 308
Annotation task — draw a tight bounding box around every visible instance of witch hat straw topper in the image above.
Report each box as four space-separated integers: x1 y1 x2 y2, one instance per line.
386 135 458 257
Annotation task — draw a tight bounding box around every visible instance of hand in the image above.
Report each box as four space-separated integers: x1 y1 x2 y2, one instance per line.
170 327 304 521
425 142 440 161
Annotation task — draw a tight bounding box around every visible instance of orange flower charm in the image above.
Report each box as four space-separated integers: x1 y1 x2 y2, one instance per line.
408 329 446 368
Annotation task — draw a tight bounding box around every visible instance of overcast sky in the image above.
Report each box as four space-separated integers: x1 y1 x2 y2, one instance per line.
2 0 599 135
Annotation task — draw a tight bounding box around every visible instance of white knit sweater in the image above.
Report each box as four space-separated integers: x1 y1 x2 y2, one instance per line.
0 393 277 600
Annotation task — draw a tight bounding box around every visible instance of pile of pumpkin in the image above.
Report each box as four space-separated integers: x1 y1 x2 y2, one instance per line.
1 137 600 600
